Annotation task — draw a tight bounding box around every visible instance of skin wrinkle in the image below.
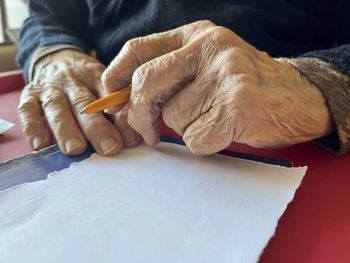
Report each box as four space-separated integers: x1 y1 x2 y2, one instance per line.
267 106 306 140
125 22 332 153
253 77 327 145
41 89 68 111
20 116 43 132
74 62 106 97
20 49 124 155
130 44 199 135
184 106 234 154
124 38 143 69
131 71 161 126
162 69 218 135
20 20 337 156
69 92 96 113
112 104 140 148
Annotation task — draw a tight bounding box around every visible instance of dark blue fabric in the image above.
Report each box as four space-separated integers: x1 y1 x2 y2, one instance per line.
16 0 350 83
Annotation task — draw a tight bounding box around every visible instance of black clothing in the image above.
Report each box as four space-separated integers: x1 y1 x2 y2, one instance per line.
17 0 350 82
16 0 350 154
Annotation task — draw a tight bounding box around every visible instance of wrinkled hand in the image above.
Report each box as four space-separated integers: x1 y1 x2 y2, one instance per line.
102 20 334 155
18 49 138 156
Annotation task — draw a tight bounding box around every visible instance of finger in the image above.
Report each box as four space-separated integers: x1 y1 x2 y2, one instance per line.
101 32 182 98
17 91 52 150
128 26 255 145
101 20 216 95
162 46 260 136
162 76 211 136
63 83 124 156
183 107 235 155
127 41 201 146
111 103 140 148
40 88 88 155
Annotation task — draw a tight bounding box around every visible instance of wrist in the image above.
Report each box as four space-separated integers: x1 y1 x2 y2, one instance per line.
278 57 350 153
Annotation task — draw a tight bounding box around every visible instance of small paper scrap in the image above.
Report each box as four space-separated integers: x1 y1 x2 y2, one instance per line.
0 119 15 134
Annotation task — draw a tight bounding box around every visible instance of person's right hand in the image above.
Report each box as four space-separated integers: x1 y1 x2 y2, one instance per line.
102 20 334 155
17 49 134 156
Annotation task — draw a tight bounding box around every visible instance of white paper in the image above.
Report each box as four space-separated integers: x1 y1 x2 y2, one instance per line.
0 142 306 263
0 118 15 134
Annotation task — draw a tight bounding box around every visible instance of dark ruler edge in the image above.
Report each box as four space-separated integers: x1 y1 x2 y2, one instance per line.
0 135 292 191
0 135 292 172
0 144 92 172
0 134 293 172
161 135 292 168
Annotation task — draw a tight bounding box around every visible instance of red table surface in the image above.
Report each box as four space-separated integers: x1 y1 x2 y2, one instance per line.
1 70 350 263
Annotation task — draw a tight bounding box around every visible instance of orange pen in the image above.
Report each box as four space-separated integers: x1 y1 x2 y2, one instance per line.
80 86 131 114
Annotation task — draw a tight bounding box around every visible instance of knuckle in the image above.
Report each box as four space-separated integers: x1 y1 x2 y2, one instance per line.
21 119 43 136
124 37 142 54
70 92 95 109
83 61 105 76
200 20 216 27
193 20 216 29
101 70 110 84
132 65 145 83
213 26 232 36
184 136 206 155
101 67 121 89
184 131 224 155
183 20 216 42
17 97 36 115
204 26 233 44
219 49 256 75
21 83 43 98
41 90 68 110
21 83 35 94
101 66 120 87
132 64 152 91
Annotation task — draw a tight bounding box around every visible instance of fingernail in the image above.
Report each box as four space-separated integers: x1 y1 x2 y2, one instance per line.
32 136 43 150
100 137 120 155
65 138 82 154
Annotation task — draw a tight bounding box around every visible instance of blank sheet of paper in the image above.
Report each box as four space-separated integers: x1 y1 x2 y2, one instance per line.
0 118 15 134
0 142 306 263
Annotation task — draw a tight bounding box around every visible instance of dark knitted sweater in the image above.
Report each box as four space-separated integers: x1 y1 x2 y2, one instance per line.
16 0 350 153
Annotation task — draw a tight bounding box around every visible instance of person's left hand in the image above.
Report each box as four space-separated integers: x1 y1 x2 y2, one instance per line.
102 20 334 155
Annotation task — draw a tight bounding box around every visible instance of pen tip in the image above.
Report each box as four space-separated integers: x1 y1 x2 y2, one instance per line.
79 110 87 115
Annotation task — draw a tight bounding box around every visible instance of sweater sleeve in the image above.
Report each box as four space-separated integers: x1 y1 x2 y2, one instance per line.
284 44 350 154
15 0 92 83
